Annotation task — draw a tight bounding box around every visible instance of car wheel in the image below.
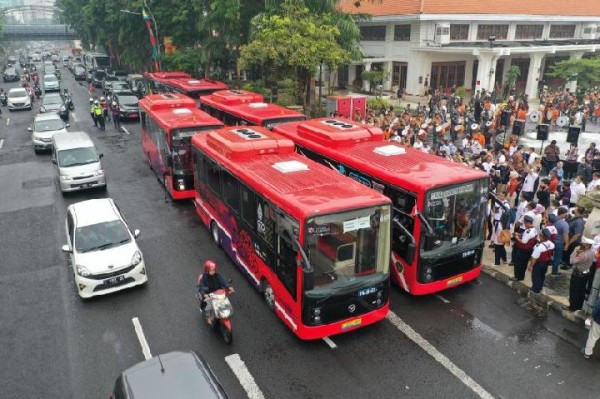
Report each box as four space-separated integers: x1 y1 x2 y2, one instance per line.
211 221 221 248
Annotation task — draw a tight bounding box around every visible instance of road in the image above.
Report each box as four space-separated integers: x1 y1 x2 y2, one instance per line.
1 64 600 399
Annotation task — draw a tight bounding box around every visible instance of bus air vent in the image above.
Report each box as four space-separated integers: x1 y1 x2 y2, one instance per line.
296 118 384 148
206 128 295 160
373 145 406 156
321 119 356 129
172 108 192 115
231 128 267 140
248 102 268 108
272 160 309 173
160 93 179 99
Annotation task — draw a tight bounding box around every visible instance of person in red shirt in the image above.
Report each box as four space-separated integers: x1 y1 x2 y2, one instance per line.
548 170 559 193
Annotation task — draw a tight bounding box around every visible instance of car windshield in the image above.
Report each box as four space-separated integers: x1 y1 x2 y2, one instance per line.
45 75 57 82
8 90 26 98
75 220 131 253
118 96 138 106
43 96 62 105
35 119 64 132
304 205 391 291
5 68 16 74
94 71 107 79
57 147 99 167
423 179 488 254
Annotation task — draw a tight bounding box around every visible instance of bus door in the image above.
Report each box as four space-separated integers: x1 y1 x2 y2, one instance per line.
387 186 417 288
156 128 170 182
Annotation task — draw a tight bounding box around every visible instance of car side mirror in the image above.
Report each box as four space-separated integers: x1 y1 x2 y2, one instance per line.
99 153 104 159
133 229 141 238
61 245 72 253
65 123 70 128
27 127 32 132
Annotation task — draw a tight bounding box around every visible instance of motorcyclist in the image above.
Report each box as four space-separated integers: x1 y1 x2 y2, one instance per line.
196 260 233 325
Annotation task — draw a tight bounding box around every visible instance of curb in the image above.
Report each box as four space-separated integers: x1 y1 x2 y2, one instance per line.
481 265 588 325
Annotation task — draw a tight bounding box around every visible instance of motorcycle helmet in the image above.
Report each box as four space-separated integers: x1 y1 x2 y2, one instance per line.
89 98 93 103
204 260 217 273
94 100 99 104
112 101 117 106
100 96 105 101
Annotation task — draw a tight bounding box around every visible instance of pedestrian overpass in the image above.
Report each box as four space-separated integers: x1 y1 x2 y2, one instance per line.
0 5 79 41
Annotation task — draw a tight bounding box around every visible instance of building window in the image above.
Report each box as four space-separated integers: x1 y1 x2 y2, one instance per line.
515 25 543 40
360 25 386 41
450 24 469 41
430 62 466 90
549 24 576 38
476 24 508 40
394 25 411 41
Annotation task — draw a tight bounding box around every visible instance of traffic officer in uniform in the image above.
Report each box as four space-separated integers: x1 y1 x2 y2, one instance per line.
510 215 538 281
528 228 555 294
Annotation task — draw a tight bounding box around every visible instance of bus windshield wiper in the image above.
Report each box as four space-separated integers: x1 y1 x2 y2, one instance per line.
316 278 370 304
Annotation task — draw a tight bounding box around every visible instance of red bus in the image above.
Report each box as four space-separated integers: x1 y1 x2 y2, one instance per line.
191 126 392 339
274 118 490 295
139 93 224 199
144 72 228 99
199 90 306 129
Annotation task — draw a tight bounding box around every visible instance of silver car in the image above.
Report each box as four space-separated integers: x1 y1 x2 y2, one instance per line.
43 74 60 92
29 113 69 153
7 88 32 111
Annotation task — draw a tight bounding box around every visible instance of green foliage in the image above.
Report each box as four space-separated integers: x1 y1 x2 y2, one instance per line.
455 86 468 99
506 65 521 88
548 58 600 93
241 80 272 98
367 97 391 111
161 49 204 76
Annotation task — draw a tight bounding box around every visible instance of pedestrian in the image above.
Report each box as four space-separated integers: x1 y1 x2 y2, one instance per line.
492 198 510 266
570 175 586 207
569 236 595 311
543 140 560 175
536 179 551 209
93 100 105 130
564 143 579 180
510 215 538 282
532 203 545 232
550 208 570 276
89 97 97 127
582 296 600 359
528 228 555 294
562 206 586 270
587 172 600 193
521 165 539 201
111 101 121 130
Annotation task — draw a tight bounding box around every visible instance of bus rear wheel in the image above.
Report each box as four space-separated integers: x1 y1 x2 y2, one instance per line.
211 221 221 247
262 280 275 310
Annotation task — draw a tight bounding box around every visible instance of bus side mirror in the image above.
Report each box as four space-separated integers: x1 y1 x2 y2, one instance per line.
404 242 416 265
424 233 436 251
165 154 173 167
303 268 314 291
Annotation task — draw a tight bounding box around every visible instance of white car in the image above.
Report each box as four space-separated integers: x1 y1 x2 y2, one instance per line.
43 74 60 92
29 113 69 153
61 198 147 298
7 88 31 111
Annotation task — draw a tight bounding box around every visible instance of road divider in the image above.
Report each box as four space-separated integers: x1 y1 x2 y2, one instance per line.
387 311 494 399
322 337 337 349
131 317 152 360
225 354 265 399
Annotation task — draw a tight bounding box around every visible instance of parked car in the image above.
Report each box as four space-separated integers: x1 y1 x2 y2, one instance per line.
93 70 107 87
3 67 19 82
102 75 120 95
112 69 129 81
113 92 140 120
40 92 69 121
110 351 227 399
31 53 42 62
62 56 70 67
29 113 69 153
73 64 86 81
60 198 147 298
7 56 16 66
68 56 82 71
43 74 60 92
107 82 130 100
7 88 32 111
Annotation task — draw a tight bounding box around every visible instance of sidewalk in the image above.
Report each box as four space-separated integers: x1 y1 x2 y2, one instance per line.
480 244 589 324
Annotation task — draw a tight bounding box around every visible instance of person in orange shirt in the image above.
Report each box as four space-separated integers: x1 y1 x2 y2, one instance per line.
473 129 486 147
548 170 560 193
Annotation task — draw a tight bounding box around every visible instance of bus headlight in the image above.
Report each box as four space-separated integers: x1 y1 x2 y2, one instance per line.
424 267 433 282
177 178 185 190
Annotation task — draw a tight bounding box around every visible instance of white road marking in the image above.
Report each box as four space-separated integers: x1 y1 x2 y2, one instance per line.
0 139 4 149
387 311 494 399
121 126 130 135
131 317 152 360
322 337 337 349
436 295 450 304
6 118 9 126
225 354 265 399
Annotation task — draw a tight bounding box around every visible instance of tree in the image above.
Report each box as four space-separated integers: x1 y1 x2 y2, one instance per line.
240 1 350 110
548 57 600 95
504 65 521 97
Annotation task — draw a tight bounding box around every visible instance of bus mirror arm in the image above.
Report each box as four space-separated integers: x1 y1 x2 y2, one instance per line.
393 218 416 265
415 211 437 251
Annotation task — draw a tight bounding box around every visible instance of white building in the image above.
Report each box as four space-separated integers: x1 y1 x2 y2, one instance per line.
339 0 600 99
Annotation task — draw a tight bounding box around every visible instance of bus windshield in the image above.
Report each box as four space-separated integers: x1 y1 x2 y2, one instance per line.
171 126 222 173
304 204 390 292
424 179 488 254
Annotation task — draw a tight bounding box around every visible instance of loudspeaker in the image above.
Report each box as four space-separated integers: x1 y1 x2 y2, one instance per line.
513 120 525 136
567 125 581 144
500 110 511 127
536 124 549 141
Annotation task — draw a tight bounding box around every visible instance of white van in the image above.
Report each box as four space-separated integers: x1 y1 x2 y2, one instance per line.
52 132 106 193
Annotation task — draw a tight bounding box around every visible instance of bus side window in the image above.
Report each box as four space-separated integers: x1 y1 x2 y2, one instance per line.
194 150 206 188
387 187 416 261
223 172 240 214
256 198 275 250
206 159 222 196
240 185 256 228
277 233 297 299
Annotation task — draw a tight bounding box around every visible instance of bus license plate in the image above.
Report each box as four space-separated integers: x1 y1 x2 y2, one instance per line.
104 275 125 286
341 318 362 330
446 276 463 286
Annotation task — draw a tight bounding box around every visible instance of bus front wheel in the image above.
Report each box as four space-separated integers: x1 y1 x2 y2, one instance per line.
211 221 221 248
262 280 275 310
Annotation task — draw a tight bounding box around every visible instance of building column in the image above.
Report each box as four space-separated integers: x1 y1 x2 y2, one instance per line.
383 61 393 91
568 51 585 93
475 53 494 93
348 64 356 87
525 53 544 100
362 62 372 92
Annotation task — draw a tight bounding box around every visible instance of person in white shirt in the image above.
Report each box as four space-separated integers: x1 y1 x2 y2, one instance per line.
527 147 539 166
412 138 423 148
521 166 539 201
570 175 587 206
587 172 600 193
532 203 545 232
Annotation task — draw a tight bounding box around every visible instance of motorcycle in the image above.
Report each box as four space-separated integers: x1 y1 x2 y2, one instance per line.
63 89 74 111
34 85 42 99
197 286 234 344
0 93 7 106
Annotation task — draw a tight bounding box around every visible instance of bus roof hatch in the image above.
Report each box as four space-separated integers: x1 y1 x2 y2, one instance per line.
206 127 295 160
297 118 384 148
